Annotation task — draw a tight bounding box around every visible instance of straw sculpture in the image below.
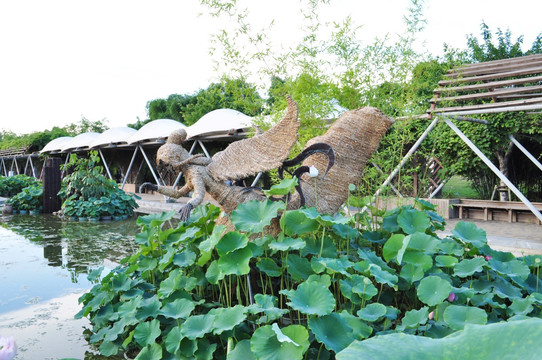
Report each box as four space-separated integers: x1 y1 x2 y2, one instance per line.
142 97 394 226
287 107 394 214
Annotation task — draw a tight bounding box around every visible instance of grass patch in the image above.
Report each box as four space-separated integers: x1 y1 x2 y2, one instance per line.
441 176 480 199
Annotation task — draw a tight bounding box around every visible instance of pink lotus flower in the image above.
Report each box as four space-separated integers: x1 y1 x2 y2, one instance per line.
0 335 17 360
485 255 492 261
428 311 434 320
448 293 456 302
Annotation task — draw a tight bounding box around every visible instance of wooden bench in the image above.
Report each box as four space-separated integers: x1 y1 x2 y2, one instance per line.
454 199 542 224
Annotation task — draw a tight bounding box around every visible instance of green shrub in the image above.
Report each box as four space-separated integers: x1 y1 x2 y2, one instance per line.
0 175 38 197
6 183 42 211
76 183 542 359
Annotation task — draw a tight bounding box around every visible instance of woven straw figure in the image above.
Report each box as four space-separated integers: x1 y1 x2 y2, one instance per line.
141 96 300 221
287 107 394 214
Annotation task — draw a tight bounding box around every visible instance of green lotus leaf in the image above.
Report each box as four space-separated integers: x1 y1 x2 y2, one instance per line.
217 231 249 256
180 314 215 340
193 338 217 360
173 249 196 267
205 260 224 284
198 224 226 253
136 295 161 320
286 254 314 281
250 324 309 360
218 247 252 276
454 257 486 277
337 311 373 340
111 273 132 292
337 318 542 360
256 257 282 277
406 232 440 254
493 277 522 299
231 199 284 233
302 235 337 257
451 221 487 249
489 258 530 280
99 340 120 357
309 313 356 353
364 264 398 289
382 213 400 233
340 276 364 304
158 269 182 298
210 305 247 334
263 177 298 196
400 263 425 283
331 223 360 240
357 249 394 273
164 326 182 354
247 294 288 324
399 307 429 329
382 234 405 262
351 276 378 300
158 298 195 319
402 251 433 271
287 280 335 316
269 237 306 251
357 303 387 322
280 209 320 236
133 319 161 347
417 276 452 306
439 238 465 257
435 255 458 268
136 210 176 228
117 296 142 319
87 266 104 282
361 231 387 245
508 297 534 316
314 256 354 276
443 305 487 331
397 209 430 234
228 340 257 360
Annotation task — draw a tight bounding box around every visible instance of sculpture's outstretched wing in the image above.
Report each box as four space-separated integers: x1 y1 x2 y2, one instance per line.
207 96 300 181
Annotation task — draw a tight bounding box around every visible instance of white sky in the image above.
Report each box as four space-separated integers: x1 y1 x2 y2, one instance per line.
0 0 540 135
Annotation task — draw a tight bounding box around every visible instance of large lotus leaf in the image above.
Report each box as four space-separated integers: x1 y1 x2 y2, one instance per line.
302 235 337 258
205 260 224 284
309 313 356 353
439 238 465 257
136 295 161 320
231 199 284 233
136 210 176 228
417 276 452 306
314 257 354 276
180 314 216 339
280 209 320 236
489 258 530 280
209 305 247 334
217 231 249 256
402 251 433 271
382 234 405 262
357 249 395 273
397 209 430 234
247 294 288 324
287 280 335 316
400 264 425 284
508 297 534 316
256 257 282 277
443 305 487 331
173 249 196 268
250 324 309 360
453 257 486 277
382 213 400 233
158 298 195 319
331 223 360 241
364 263 398 289
269 237 306 251
135 343 162 360
406 232 440 254
351 277 378 300
198 224 226 253
492 277 522 299
133 319 161 347
337 311 373 340
361 231 387 245
399 307 429 330
112 273 133 292
435 255 458 268
194 338 217 360
165 326 183 354
299 207 350 226
158 269 183 298
228 339 257 360
357 303 387 322
451 221 487 249
218 247 252 276
263 178 298 196
286 254 314 281
336 318 542 360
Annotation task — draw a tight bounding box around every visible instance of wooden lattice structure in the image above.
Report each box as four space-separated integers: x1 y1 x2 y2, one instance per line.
429 53 542 118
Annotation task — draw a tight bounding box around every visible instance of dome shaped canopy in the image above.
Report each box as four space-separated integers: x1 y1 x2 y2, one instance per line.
187 109 252 139
89 127 137 148
127 119 187 144
40 136 73 154
60 132 101 152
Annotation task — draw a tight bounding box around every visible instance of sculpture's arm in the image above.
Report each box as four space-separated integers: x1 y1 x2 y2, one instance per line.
178 174 206 221
140 182 192 199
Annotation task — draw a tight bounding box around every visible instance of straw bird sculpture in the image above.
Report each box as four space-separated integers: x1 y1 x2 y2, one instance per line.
141 95 394 222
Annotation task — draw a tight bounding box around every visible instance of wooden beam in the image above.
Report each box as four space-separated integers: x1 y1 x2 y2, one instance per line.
429 97 542 114
438 66 542 86
434 84 542 103
448 54 542 73
435 75 542 94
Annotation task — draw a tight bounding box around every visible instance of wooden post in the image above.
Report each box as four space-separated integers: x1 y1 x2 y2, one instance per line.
43 158 62 213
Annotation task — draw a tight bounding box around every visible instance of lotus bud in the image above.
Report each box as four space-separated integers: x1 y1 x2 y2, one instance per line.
0 335 17 360
308 166 319 178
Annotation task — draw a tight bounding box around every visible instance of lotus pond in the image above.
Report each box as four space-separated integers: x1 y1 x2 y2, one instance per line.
0 213 142 359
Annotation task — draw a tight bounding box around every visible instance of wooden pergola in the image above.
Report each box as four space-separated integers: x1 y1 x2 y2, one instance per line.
374 54 542 223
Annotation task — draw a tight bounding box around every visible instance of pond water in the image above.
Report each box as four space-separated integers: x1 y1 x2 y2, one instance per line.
0 214 141 359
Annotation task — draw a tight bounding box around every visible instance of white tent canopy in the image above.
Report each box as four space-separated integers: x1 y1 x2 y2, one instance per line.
186 109 252 139
127 119 187 145
39 136 73 154
60 132 101 152
90 127 137 148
